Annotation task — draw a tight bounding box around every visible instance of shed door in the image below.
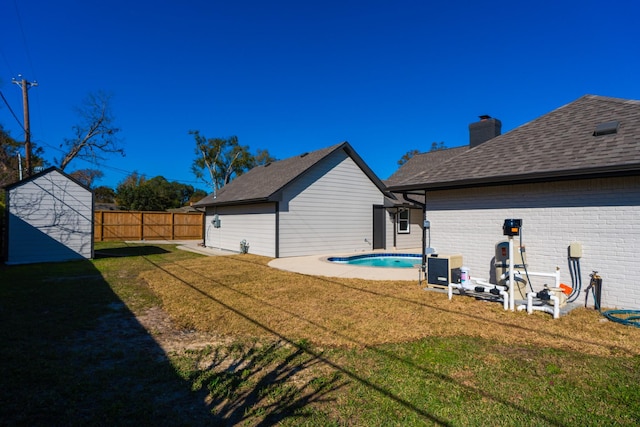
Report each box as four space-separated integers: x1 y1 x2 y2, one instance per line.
372 205 385 250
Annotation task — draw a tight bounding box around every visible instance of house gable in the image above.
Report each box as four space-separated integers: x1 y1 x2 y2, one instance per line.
278 149 385 257
195 142 389 207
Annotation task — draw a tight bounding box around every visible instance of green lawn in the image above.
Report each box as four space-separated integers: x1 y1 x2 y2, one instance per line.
1 241 638 426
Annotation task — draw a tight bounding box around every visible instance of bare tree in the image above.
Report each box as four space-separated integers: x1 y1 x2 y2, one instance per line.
68 168 104 188
58 92 124 170
190 131 275 193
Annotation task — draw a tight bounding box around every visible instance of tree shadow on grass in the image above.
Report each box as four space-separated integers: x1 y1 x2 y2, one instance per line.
0 257 342 425
179 340 346 425
94 245 170 258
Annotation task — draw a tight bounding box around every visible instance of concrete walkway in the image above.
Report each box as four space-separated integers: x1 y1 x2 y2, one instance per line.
125 240 237 257
126 240 424 282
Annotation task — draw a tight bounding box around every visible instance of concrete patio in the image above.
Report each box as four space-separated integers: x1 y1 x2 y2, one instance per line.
138 240 423 281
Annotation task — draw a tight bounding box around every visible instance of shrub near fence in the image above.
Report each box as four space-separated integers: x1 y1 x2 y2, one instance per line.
94 211 204 241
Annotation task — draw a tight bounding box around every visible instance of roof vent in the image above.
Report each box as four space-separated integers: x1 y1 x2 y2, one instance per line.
300 152 309 158
593 121 619 136
264 162 271 167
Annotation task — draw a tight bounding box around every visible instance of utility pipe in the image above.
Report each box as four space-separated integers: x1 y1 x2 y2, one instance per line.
448 281 509 311
499 289 509 311
477 278 508 291
526 291 560 319
512 269 561 287
509 236 515 311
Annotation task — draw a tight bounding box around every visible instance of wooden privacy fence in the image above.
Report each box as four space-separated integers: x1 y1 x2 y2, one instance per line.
94 211 204 241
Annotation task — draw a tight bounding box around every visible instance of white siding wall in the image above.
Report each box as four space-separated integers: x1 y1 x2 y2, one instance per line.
204 203 276 257
423 176 640 310
278 150 385 257
386 208 423 251
7 170 93 264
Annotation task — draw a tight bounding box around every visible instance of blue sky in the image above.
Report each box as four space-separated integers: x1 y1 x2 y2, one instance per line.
2 0 639 191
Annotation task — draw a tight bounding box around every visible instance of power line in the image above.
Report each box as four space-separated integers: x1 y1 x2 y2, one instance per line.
70 156 207 188
32 137 203 186
0 89 25 132
0 48 16 77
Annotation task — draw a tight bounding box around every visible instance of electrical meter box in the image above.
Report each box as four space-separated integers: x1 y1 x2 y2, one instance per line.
569 242 582 258
427 254 463 288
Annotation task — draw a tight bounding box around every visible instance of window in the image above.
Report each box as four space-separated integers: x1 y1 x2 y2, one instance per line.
397 209 410 234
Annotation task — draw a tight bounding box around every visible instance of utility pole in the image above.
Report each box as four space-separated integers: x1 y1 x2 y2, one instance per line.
12 75 38 177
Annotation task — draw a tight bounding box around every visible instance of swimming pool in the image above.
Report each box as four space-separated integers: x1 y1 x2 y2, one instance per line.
327 253 422 268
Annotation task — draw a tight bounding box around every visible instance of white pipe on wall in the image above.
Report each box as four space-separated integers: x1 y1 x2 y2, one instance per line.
499 289 509 311
508 236 515 311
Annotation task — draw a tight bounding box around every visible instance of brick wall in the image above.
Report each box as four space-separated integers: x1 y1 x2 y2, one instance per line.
423 176 640 310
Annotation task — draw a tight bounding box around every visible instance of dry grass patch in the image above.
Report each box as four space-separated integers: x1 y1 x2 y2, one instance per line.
140 254 640 356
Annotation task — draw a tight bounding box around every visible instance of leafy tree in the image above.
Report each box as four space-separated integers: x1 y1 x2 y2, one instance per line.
94 186 116 203
430 141 447 151
115 173 204 211
0 125 22 187
189 189 207 204
57 91 124 171
115 173 154 211
0 124 45 187
190 131 275 193
397 149 421 166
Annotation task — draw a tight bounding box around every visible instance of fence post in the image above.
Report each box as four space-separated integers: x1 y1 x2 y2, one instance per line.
139 212 144 240
100 210 104 241
171 212 175 240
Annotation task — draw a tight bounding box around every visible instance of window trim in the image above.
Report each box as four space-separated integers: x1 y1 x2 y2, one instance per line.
397 208 410 234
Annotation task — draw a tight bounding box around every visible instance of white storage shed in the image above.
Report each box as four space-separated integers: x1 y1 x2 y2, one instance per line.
4 167 94 265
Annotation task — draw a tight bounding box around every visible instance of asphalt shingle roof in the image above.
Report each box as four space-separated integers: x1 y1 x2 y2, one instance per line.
387 95 640 191
385 146 468 188
194 142 387 206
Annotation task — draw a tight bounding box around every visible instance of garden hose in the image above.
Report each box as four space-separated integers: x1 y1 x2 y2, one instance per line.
601 310 640 328
586 271 640 328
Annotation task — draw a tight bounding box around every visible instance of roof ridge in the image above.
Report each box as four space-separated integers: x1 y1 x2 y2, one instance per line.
583 94 640 105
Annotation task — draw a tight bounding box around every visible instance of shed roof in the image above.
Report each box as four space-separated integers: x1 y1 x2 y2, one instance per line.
387 95 640 192
194 141 389 207
4 166 92 193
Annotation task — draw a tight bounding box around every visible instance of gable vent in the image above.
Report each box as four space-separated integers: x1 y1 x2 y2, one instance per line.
593 121 619 136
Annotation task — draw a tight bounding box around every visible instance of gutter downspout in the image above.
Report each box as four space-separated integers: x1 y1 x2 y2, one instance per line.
275 202 279 258
401 191 427 274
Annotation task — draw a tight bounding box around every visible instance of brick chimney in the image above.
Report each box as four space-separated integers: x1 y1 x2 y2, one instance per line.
469 115 501 148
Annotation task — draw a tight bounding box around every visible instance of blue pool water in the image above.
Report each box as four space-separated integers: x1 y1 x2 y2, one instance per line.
327 253 422 268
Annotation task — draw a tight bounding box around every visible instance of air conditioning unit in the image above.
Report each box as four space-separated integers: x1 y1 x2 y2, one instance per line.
427 254 463 288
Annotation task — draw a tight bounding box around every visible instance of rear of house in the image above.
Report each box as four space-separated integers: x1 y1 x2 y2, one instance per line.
4 167 94 265
195 142 389 257
387 95 640 310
